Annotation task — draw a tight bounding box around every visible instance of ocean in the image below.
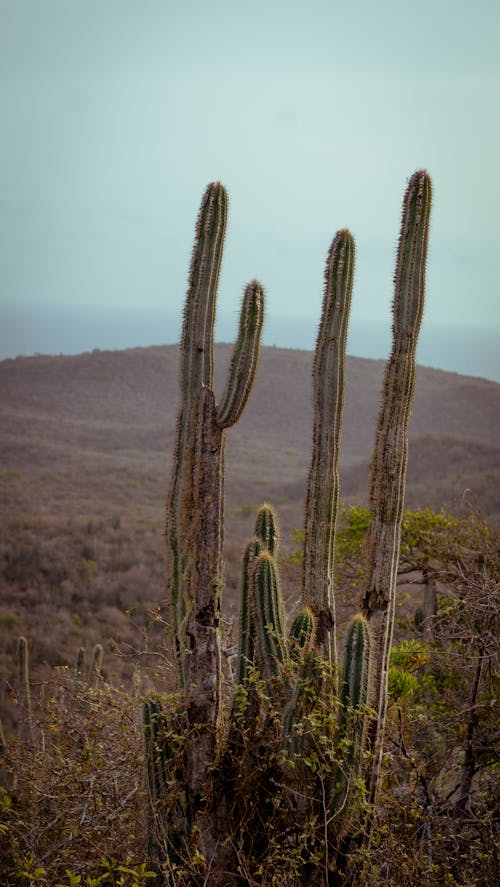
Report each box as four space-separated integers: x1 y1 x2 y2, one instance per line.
1 301 498 383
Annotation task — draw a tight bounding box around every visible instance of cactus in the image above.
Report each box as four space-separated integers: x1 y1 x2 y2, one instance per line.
236 537 262 685
17 636 33 746
164 181 264 859
251 551 287 683
236 504 280 684
254 502 280 556
362 170 432 803
154 171 431 881
303 229 355 668
88 643 103 690
75 646 85 678
289 607 317 656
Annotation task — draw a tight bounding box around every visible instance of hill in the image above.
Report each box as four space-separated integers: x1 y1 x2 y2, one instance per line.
1 343 499 528
0 344 499 715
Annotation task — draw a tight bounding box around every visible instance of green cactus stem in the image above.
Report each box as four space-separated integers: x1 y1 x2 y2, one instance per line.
302 229 355 666
289 607 316 657
236 537 262 685
237 505 280 684
216 281 265 429
143 698 185 873
17 636 33 746
328 615 371 840
362 170 432 804
251 551 287 682
254 502 280 557
342 615 371 708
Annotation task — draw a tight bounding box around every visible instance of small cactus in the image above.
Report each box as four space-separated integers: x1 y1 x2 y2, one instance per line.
289 607 317 657
88 643 103 690
236 537 262 685
75 646 85 678
251 551 287 683
17 636 33 746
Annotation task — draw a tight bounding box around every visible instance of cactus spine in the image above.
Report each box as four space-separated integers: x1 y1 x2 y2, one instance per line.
302 230 355 667
362 170 432 802
165 182 264 858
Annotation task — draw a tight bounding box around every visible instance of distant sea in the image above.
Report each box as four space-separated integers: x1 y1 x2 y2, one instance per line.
1 301 498 383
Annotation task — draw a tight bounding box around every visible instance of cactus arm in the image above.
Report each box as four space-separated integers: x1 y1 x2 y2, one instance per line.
181 182 227 400
362 170 432 802
302 229 355 666
216 280 265 429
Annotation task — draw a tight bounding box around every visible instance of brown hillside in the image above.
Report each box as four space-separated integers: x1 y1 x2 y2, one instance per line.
1 343 499 528
0 344 499 721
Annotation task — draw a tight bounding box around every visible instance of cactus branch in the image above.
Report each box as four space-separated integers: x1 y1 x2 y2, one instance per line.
303 229 355 665
217 280 265 429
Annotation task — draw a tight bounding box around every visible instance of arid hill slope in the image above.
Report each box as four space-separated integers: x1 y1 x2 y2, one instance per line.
1 344 499 531
0 344 499 719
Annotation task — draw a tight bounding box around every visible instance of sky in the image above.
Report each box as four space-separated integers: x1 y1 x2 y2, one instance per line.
1 0 499 379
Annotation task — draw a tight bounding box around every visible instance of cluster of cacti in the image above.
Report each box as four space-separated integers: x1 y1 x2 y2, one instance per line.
154 170 432 882
74 642 105 689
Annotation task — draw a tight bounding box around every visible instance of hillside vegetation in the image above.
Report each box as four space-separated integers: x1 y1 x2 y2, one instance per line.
0 344 499 697
0 344 499 884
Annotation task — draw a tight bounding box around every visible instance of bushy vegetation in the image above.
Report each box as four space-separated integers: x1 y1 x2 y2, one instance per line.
1 507 497 885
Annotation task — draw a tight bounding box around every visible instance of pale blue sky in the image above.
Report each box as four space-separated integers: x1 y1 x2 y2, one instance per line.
1 0 499 377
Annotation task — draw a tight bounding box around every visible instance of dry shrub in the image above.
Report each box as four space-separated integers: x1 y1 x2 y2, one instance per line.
0 668 148 883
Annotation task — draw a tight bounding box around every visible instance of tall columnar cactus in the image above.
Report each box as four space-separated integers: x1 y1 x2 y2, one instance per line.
302 230 355 669
164 182 264 858
17 636 33 747
154 172 431 882
362 170 432 803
